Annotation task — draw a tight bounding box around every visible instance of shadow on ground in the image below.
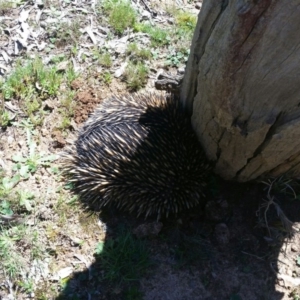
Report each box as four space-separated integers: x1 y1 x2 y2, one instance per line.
53 178 300 300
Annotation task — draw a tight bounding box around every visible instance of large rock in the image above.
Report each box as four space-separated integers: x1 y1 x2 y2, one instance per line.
181 0 300 181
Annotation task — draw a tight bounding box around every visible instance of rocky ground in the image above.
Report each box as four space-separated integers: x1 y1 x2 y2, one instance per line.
1 0 300 299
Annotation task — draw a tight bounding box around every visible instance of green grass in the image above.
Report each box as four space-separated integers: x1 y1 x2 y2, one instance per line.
0 225 44 282
0 131 57 288
291 289 300 300
123 61 149 91
126 43 152 60
51 20 82 48
165 6 197 33
58 89 76 130
58 113 71 130
0 107 10 128
0 57 77 127
12 128 57 179
1 58 62 100
99 52 112 67
92 48 113 67
99 0 194 50
0 168 45 281
65 65 78 86
0 128 56 212
134 23 170 47
0 226 27 277
0 0 17 11
49 54 67 64
101 71 112 85
0 175 20 207
175 11 197 32
95 228 151 284
165 48 190 67
60 90 76 112
102 0 137 35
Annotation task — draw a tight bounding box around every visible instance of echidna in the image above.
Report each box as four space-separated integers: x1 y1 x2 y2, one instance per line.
62 92 211 219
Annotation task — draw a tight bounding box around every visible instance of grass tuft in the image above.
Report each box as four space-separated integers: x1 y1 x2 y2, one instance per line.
175 11 197 32
103 0 136 35
126 43 152 60
95 228 151 284
1 58 62 100
123 61 149 91
0 0 16 11
92 49 113 67
134 23 170 47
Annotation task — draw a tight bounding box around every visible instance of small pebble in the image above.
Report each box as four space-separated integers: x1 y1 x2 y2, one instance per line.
291 244 298 252
70 236 82 246
177 67 185 74
195 2 202 9
141 11 151 21
167 18 174 25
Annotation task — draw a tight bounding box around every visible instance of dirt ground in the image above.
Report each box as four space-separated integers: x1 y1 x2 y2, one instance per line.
1 1 300 300
54 177 300 300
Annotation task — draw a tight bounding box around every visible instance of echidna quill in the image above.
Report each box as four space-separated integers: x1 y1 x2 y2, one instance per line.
61 92 211 219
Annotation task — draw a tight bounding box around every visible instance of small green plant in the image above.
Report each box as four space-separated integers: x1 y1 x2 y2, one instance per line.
17 190 35 211
24 97 41 115
175 11 197 32
71 45 79 56
0 200 13 215
12 129 58 178
0 225 44 283
262 176 300 200
126 43 152 60
101 71 112 85
0 226 27 278
0 0 16 11
103 0 136 34
134 23 170 47
95 229 151 284
99 52 112 67
18 279 35 293
12 118 36 133
290 289 300 300
58 88 75 130
165 7 197 37
53 20 82 48
1 58 62 100
0 108 11 127
58 112 72 130
23 95 46 126
60 90 76 112
92 48 113 67
165 48 190 66
123 61 148 90
0 173 20 190
66 65 78 85
50 54 66 64
149 27 170 47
